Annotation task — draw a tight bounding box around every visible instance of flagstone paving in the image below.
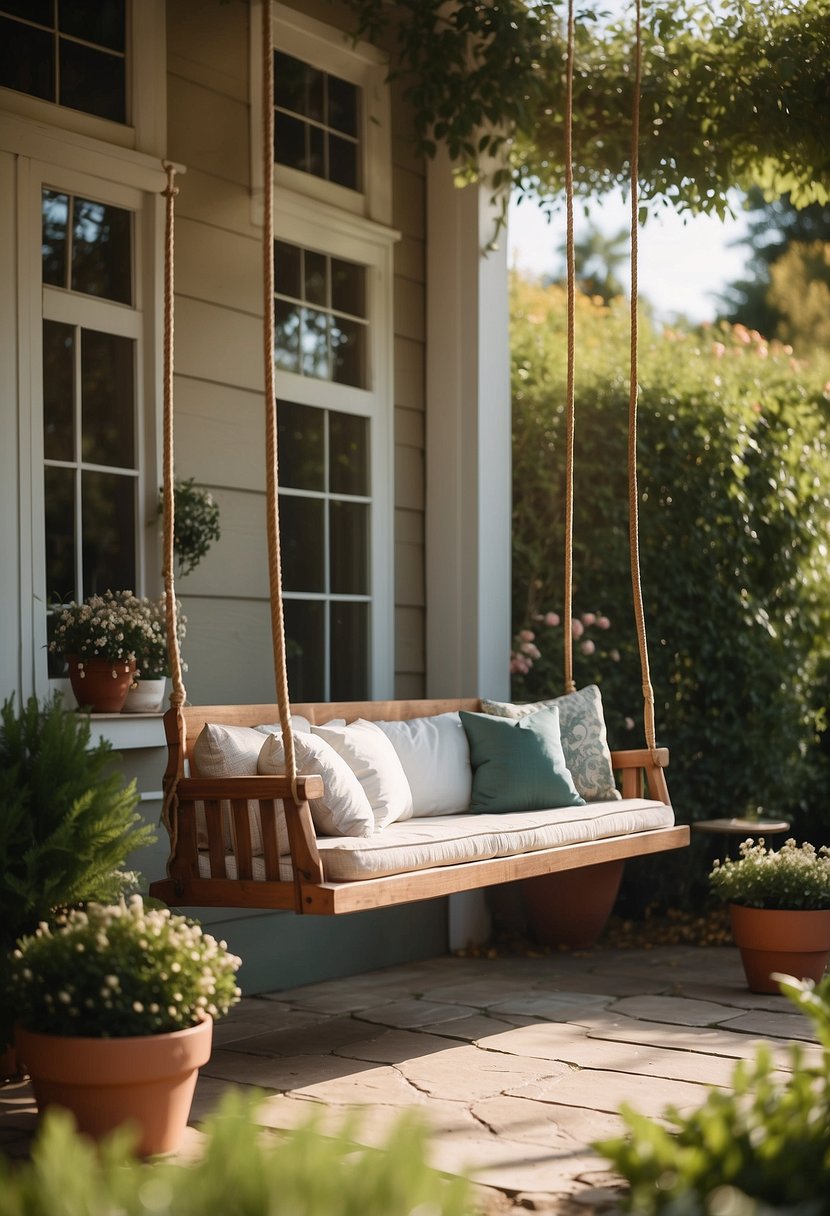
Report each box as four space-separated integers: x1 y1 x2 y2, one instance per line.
1 942 823 1213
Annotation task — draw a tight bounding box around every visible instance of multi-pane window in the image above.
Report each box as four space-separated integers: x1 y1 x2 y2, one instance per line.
274 239 368 389
274 51 360 192
40 187 138 610
0 1 127 124
278 400 370 701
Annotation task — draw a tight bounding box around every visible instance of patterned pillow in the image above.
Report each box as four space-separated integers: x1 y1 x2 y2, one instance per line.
480 685 619 802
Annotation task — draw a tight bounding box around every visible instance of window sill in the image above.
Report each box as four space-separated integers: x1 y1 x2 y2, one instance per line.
81 712 167 751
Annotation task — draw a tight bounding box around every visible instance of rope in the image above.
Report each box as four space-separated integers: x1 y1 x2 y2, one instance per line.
262 0 299 800
562 0 577 696
626 0 661 763
160 160 186 867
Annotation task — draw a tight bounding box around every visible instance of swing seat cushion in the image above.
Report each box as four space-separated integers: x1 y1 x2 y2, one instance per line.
197 795 674 883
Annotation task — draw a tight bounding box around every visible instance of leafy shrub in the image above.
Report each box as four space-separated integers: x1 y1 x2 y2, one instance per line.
511 273 830 900
0 1090 473 1216
710 837 830 910
159 478 221 578
597 974 830 1214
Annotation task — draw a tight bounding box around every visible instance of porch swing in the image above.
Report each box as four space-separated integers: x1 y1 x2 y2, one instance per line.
148 0 688 917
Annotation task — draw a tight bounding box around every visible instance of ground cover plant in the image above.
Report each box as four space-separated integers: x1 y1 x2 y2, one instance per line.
510 274 830 902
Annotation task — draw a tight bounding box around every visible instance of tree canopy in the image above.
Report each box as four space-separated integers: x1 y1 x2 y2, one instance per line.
341 0 830 216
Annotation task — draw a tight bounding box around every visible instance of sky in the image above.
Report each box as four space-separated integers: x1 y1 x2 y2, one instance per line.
508 191 752 325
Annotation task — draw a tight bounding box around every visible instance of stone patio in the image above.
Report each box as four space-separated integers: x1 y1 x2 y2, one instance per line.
1 942 820 1213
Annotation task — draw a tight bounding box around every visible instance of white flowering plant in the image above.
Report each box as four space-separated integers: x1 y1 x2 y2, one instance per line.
48 591 186 679
8 897 241 1038
710 838 830 911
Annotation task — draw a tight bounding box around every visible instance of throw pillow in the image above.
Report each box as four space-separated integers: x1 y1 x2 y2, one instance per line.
480 685 619 801
191 722 287 855
258 732 375 838
375 712 472 816
311 719 414 828
459 707 585 814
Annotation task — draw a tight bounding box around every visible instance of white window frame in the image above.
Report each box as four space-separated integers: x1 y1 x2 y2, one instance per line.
274 187 398 699
14 154 165 702
250 1 392 227
0 0 166 157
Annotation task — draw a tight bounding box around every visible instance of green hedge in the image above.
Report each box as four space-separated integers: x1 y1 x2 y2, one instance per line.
511 276 830 904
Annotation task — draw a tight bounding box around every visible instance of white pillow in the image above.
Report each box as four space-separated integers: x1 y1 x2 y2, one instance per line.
191 723 288 856
375 713 472 817
258 731 375 838
254 716 312 736
311 719 414 828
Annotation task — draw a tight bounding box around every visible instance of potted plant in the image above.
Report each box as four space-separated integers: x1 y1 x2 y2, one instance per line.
119 592 187 713
8 896 242 1155
710 837 830 993
158 477 221 577
0 694 155 1075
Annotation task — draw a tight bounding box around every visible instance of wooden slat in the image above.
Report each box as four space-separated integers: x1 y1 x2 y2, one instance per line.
203 799 226 877
177 775 324 801
258 799 283 882
149 876 300 910
300 826 691 915
229 798 254 880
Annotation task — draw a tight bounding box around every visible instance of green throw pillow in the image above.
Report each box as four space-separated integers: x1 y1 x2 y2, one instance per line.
459 707 585 814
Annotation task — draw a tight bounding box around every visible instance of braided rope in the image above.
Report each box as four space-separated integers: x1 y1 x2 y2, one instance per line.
626 0 661 763
562 0 577 696
262 0 299 800
160 161 186 866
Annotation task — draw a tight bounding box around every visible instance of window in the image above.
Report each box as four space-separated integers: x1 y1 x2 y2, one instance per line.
0 0 127 124
274 51 359 191
274 239 368 389
279 399 370 700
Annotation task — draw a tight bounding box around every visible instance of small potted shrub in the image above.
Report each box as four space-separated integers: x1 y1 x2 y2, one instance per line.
118 592 187 713
710 837 830 992
9 896 242 1155
158 477 221 577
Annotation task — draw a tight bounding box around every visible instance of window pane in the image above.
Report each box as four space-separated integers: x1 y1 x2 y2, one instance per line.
331 258 365 318
330 601 368 700
301 308 330 380
275 111 307 174
329 412 368 496
44 465 76 605
81 470 135 596
329 500 368 595
278 400 324 492
327 75 357 137
43 320 75 461
274 299 301 373
304 250 326 308
59 0 125 52
59 39 125 124
42 190 69 288
0 17 53 100
275 240 301 300
284 599 325 702
0 1 51 22
279 495 324 592
330 317 366 388
307 124 325 179
71 196 132 303
328 135 358 191
81 330 134 467
274 51 307 115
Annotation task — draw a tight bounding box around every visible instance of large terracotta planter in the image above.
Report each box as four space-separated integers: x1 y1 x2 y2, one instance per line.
523 859 625 949
67 656 136 714
729 904 830 994
15 1017 212 1155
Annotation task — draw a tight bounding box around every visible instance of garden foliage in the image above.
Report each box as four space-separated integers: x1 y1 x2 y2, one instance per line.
0 1090 473 1216
510 274 830 874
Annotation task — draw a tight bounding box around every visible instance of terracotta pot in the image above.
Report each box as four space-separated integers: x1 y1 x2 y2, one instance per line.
522 859 625 949
15 1017 212 1155
67 656 136 714
729 904 830 994
122 676 167 713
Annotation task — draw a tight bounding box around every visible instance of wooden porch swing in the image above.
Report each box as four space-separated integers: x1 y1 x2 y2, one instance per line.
148 0 689 917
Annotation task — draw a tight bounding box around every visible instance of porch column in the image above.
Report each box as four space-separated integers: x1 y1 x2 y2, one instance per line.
425 150 511 701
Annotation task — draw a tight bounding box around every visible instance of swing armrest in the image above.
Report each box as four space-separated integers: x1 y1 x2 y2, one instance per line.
174 774 324 801
610 748 670 804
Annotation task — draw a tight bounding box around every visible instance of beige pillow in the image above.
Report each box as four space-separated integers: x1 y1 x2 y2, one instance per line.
311 718 414 828
258 732 375 838
191 723 288 856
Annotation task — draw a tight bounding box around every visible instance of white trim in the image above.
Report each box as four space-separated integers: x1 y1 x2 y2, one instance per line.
249 0 392 227
0 0 166 158
0 113 170 193
425 149 512 701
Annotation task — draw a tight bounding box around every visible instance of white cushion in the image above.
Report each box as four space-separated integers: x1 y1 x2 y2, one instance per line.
191 723 288 856
375 712 472 817
311 719 414 828
258 731 375 838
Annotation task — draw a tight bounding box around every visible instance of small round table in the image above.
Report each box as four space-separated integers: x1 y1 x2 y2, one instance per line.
693 817 791 860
